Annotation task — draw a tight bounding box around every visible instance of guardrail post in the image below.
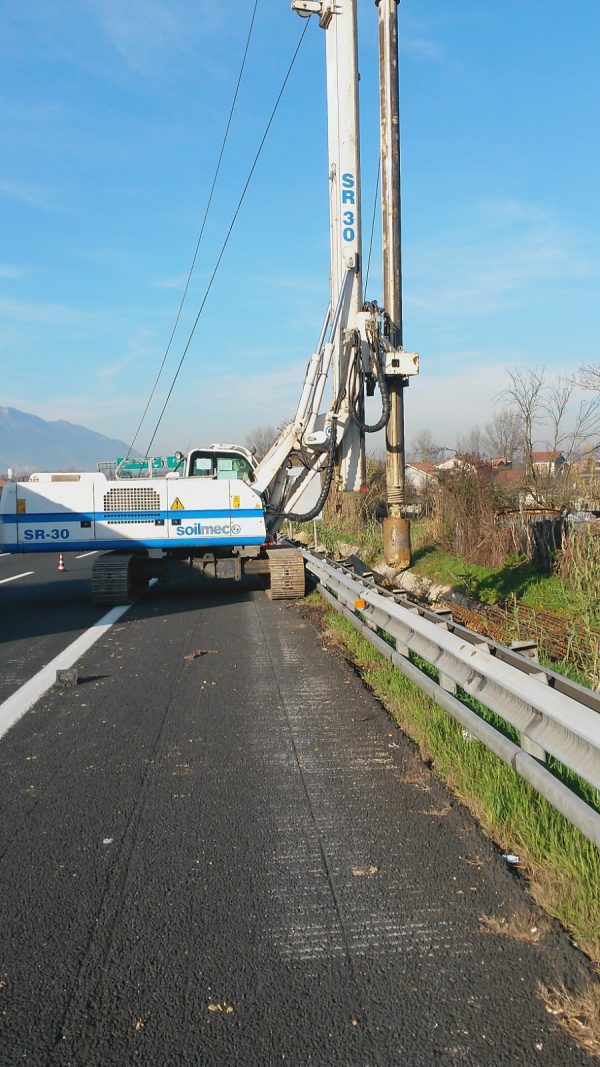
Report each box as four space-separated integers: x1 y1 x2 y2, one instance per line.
435 613 458 693
394 603 419 657
511 640 547 763
511 639 539 659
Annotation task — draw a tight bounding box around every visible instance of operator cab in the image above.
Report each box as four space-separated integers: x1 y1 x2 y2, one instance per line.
186 445 256 483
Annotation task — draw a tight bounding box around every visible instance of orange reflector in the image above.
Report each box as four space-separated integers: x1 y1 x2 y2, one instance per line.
354 599 367 610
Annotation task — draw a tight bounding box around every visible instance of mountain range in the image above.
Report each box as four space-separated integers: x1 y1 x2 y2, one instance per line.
0 406 133 475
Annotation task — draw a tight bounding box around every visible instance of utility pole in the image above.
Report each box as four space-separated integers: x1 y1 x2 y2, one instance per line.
376 0 412 569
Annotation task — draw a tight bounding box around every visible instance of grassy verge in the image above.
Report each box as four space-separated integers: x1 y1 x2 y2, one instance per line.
305 516 575 615
307 591 600 965
295 518 384 567
411 543 575 613
302 514 600 683
410 542 600 687
300 515 600 685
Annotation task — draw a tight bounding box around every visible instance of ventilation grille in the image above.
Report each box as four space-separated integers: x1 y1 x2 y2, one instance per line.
102 486 162 524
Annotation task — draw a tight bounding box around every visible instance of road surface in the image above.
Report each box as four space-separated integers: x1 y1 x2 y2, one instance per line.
0 572 593 1065
0 550 101 705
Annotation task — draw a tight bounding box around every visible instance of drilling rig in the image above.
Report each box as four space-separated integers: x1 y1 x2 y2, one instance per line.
0 0 418 602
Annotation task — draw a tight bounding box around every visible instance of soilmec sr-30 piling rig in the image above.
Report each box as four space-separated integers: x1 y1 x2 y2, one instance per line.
0 0 418 603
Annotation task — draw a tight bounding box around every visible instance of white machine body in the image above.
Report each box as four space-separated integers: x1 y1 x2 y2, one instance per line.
0 447 266 555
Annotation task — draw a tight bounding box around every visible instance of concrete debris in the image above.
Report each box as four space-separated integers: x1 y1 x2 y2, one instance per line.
502 853 521 866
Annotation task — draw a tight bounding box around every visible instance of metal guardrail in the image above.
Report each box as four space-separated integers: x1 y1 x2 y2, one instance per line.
333 553 600 714
302 549 600 849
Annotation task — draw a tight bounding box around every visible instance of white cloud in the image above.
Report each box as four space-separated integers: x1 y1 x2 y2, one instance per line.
407 198 591 318
0 180 55 211
0 101 62 124
84 0 220 75
397 10 451 66
95 328 158 381
0 294 166 337
401 32 445 63
152 274 190 291
0 265 25 280
0 295 89 328
5 392 142 439
3 342 563 461
404 355 515 449
1 356 306 451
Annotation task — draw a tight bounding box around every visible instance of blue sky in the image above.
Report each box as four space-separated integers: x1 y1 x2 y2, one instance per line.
1 0 599 457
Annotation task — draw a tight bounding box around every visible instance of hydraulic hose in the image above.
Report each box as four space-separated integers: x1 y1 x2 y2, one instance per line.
349 339 390 433
277 418 338 523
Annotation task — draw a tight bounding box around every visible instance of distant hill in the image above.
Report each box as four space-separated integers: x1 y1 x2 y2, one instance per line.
0 406 134 475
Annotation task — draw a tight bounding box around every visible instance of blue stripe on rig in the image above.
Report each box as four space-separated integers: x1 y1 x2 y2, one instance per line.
1 508 262 525
2 537 266 554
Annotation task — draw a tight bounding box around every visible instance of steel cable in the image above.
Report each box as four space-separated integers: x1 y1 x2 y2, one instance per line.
124 1 260 462
144 16 312 458
363 159 380 302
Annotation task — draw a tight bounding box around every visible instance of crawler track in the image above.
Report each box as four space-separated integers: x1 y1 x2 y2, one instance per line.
267 547 306 599
91 551 138 605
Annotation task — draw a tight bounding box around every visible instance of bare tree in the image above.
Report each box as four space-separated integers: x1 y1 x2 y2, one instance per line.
577 363 600 392
455 426 484 460
409 428 445 465
500 368 545 478
544 379 571 452
245 425 278 461
484 408 523 464
544 379 600 460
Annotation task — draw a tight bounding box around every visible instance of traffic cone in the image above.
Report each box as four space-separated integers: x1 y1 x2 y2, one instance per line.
58 552 65 572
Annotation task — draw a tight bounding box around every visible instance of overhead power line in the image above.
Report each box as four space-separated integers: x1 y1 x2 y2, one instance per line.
125 0 260 461
144 15 312 458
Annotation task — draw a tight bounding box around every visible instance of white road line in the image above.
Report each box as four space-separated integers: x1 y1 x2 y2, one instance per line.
0 553 10 558
0 579 157 742
76 551 98 559
0 571 34 585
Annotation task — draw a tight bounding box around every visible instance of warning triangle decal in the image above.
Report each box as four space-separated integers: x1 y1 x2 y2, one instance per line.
170 497 184 511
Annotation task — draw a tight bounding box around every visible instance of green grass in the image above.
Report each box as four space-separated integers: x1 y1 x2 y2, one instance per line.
309 592 600 963
297 518 384 568
411 544 573 613
306 515 576 616
409 542 600 688
302 516 599 684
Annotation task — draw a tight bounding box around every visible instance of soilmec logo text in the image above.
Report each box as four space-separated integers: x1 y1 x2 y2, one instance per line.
176 522 242 537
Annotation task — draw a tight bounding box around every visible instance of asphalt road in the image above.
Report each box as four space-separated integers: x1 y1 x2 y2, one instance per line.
0 550 103 704
0 575 594 1065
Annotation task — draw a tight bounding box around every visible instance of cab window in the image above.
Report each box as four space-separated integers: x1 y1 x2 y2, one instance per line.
216 457 252 482
188 452 253 482
191 456 214 478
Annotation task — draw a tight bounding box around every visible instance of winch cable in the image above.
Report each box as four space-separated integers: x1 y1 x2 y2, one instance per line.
144 15 312 459
363 159 380 303
124 0 260 463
